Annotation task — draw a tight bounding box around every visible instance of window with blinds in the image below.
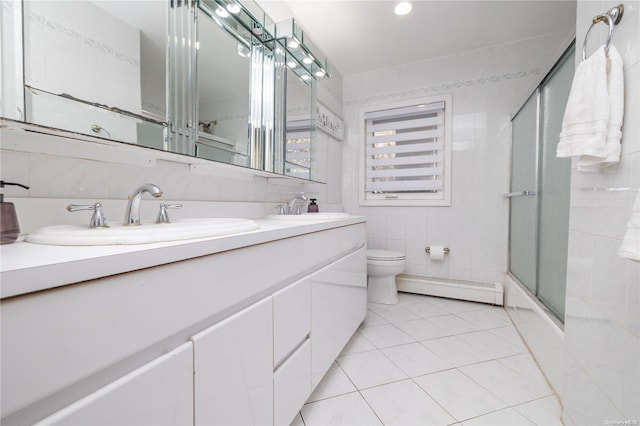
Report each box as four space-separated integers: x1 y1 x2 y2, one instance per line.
285 120 312 180
359 95 452 206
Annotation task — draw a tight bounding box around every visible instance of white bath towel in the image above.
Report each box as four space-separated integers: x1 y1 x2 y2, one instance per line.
578 46 625 171
619 191 640 262
556 46 609 160
556 45 624 170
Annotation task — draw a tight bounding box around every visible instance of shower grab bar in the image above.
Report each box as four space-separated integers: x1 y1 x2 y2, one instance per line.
504 191 536 198
582 4 624 61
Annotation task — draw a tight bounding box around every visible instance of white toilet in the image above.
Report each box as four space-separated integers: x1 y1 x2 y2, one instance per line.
366 249 406 304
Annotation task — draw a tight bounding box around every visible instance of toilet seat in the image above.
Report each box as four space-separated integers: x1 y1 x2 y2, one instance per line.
367 249 406 261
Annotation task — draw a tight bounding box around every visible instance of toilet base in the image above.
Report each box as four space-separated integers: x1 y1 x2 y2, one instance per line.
367 275 399 304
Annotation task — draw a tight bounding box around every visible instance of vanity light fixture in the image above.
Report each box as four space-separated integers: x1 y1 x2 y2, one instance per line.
276 18 332 80
215 6 229 18
394 1 412 15
226 3 241 14
287 37 300 49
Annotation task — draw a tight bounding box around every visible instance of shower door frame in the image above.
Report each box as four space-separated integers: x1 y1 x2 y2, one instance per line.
508 87 541 301
506 41 575 329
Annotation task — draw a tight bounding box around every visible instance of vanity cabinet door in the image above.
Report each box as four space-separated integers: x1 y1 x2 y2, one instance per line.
273 339 311 426
273 276 311 367
35 342 193 426
311 247 367 386
191 297 273 426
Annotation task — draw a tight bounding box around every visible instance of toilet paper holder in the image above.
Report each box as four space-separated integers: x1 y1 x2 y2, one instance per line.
425 247 450 254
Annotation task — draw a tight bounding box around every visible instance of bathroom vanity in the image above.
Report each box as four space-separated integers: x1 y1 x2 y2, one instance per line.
0 216 367 425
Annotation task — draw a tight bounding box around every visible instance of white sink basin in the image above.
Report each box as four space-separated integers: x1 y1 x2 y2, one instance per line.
266 212 350 221
25 218 259 246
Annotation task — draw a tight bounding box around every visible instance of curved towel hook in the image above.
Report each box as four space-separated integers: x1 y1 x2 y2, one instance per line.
582 4 624 61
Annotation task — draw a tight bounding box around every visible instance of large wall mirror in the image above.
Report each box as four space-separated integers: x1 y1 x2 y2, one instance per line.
21 0 167 149
284 60 314 180
196 5 253 168
1 0 331 182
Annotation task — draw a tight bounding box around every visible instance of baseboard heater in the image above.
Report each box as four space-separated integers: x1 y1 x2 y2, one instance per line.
396 274 504 306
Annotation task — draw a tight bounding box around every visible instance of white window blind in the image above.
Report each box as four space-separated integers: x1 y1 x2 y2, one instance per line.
359 96 451 206
285 121 312 179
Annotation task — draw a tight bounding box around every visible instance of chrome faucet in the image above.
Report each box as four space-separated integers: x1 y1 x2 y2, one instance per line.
124 183 163 225
287 193 307 215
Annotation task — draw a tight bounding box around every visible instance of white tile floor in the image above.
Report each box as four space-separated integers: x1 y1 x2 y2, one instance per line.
293 292 563 426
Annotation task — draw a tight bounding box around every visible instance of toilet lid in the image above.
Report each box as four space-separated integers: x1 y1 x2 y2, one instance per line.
367 249 406 261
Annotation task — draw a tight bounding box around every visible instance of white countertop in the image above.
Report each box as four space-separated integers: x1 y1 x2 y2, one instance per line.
0 216 366 299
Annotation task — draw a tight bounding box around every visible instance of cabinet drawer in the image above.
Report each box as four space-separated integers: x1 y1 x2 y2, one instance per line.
273 339 311 426
273 277 311 367
35 342 193 426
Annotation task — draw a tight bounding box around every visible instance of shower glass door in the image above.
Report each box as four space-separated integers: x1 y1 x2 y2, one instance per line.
509 93 538 294
536 50 574 321
508 44 574 324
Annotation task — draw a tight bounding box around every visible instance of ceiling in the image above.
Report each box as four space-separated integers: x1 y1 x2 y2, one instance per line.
257 0 577 77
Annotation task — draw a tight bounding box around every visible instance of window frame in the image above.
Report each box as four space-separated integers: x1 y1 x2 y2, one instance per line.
358 94 452 206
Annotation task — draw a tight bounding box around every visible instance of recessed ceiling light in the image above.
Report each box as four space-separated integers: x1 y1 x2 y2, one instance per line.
315 70 326 77
226 3 241 14
301 74 310 81
287 38 300 49
394 1 412 15
303 57 313 65
287 61 297 68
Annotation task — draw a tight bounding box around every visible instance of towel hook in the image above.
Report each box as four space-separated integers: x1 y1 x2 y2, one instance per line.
582 4 624 61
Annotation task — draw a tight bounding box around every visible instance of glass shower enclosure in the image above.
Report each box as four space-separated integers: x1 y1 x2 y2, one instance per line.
508 44 574 324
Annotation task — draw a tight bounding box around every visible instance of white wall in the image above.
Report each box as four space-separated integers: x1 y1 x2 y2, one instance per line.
23 1 142 114
561 1 640 424
342 32 573 283
302 76 345 206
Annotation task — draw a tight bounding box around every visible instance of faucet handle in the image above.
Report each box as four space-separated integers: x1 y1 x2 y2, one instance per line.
275 204 286 215
156 203 183 224
67 203 109 228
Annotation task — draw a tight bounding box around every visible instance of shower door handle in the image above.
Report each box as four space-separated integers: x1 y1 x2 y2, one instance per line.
503 190 536 198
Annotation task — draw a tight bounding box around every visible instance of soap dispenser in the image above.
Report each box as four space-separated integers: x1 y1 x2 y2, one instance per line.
307 198 319 213
1 181 29 245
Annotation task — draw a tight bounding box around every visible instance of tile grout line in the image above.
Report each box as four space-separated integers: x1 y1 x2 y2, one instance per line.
501 308 566 409
510 394 564 425
406 373 461 424
303 294 562 425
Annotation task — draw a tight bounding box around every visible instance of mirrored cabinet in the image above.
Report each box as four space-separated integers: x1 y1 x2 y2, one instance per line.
20 0 168 148
0 0 335 183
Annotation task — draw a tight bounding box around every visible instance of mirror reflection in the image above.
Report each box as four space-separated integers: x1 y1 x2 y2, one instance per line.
196 13 251 167
10 0 330 182
284 65 313 180
22 0 167 148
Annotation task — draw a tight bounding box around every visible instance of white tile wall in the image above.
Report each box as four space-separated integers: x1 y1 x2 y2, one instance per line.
562 1 640 424
23 1 142 114
342 31 574 283
199 94 249 149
